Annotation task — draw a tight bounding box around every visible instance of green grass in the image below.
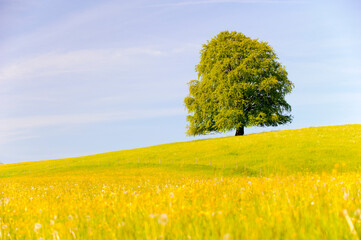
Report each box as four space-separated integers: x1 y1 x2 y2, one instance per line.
1 124 360 177
1 124 361 239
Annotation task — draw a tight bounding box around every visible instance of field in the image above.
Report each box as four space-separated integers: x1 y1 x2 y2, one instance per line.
0 124 361 239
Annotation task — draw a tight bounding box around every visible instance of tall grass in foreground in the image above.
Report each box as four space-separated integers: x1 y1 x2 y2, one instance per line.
1 171 361 239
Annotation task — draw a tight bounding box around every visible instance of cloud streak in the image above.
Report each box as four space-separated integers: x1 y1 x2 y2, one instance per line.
150 0 305 7
0 42 200 84
0 107 185 144
0 47 168 83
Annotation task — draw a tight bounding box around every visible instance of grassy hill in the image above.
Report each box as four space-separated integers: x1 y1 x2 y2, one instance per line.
1 124 361 239
1 124 360 177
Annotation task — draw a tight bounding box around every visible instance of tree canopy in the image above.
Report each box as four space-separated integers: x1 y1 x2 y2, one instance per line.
184 31 294 136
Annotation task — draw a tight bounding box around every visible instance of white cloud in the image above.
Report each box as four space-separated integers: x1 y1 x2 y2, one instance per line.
0 42 200 84
0 1 136 55
0 129 37 145
150 0 304 7
0 47 167 83
0 107 185 144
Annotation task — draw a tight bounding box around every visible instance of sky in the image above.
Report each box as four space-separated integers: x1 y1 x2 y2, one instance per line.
0 0 360 163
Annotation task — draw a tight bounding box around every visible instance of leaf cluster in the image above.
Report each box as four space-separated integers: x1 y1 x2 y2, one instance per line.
184 31 294 136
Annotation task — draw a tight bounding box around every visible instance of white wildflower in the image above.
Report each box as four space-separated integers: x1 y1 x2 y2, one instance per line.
34 223 41 232
158 213 169 225
223 233 232 240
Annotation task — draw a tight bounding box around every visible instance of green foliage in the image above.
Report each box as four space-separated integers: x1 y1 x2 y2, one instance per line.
184 31 294 136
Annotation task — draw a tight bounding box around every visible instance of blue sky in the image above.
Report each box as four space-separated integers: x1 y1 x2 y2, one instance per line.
1 0 360 163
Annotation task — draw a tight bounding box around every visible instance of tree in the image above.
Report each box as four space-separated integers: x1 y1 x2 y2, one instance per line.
184 31 294 136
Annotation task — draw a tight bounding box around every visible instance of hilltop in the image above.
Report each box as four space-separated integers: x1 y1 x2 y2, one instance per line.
0 124 360 178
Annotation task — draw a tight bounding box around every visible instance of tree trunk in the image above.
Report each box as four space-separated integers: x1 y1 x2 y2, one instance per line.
235 126 244 136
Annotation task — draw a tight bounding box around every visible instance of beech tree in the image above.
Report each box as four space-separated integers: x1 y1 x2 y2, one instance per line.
184 31 294 136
